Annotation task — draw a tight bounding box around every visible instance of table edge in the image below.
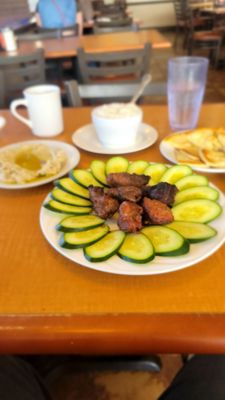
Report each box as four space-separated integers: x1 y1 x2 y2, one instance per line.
0 314 224 354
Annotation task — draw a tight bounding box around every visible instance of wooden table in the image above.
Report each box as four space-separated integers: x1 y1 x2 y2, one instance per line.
1 104 225 355
13 29 171 60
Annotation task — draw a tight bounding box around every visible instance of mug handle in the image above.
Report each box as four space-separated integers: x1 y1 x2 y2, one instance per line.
10 99 32 128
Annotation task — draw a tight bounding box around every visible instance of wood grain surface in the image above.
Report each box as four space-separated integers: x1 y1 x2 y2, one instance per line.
0 104 225 354
11 29 171 59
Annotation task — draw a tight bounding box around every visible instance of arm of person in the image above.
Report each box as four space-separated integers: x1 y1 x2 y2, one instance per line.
76 11 83 36
35 12 42 27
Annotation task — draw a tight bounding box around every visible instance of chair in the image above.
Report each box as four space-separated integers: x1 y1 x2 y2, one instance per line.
0 49 45 107
173 0 213 49
16 25 78 41
95 15 133 28
93 23 138 34
64 79 167 107
187 10 222 67
76 43 151 84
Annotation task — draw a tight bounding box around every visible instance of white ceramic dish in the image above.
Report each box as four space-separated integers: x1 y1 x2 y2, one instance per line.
92 103 143 148
0 116 6 129
160 137 225 173
0 140 80 189
72 123 158 154
40 182 225 276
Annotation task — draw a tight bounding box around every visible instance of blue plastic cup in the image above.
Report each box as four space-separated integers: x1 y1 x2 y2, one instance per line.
167 57 209 131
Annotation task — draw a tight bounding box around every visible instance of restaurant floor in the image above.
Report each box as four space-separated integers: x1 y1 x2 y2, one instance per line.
29 32 224 399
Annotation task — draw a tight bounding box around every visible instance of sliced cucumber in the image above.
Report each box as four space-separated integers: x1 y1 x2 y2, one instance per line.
44 200 92 215
55 177 89 199
106 156 129 175
60 225 109 249
90 160 107 186
166 221 217 243
176 174 209 191
127 160 149 175
142 226 189 256
172 199 222 223
144 163 168 186
56 215 105 232
160 165 192 184
174 186 219 205
118 233 155 264
70 169 102 188
84 230 125 262
51 188 91 207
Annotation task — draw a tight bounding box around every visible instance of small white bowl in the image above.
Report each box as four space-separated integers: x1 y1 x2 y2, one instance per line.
92 103 143 149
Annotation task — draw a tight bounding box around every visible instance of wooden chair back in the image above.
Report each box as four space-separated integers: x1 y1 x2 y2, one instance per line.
64 79 166 107
0 49 46 107
95 15 133 27
93 23 138 34
17 25 78 41
77 43 151 84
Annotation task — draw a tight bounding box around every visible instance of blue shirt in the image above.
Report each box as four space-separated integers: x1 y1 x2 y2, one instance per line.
38 0 76 29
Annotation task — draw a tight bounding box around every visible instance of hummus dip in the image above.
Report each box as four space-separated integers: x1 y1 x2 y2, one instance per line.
0 143 67 184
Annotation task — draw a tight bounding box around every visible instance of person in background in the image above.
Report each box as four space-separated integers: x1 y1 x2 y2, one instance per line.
78 0 95 25
0 355 225 400
36 0 83 35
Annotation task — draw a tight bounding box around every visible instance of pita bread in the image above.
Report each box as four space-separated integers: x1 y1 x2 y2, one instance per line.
164 128 225 168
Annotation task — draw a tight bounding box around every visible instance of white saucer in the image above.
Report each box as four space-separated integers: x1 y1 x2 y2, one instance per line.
72 123 158 155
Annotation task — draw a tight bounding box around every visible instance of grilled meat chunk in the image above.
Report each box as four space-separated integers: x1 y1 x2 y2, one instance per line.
88 185 119 219
142 197 174 225
107 186 142 203
107 172 149 188
118 201 143 232
143 182 178 206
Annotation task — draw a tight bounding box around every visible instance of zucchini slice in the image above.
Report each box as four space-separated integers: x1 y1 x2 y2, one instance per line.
106 156 129 175
84 230 125 262
172 199 222 223
60 225 109 249
127 160 149 175
160 165 192 184
70 169 102 188
144 163 168 186
174 186 219 205
118 233 155 264
55 177 89 199
176 174 209 191
166 221 217 243
142 226 189 256
51 188 91 207
56 215 105 232
90 160 108 186
44 200 92 215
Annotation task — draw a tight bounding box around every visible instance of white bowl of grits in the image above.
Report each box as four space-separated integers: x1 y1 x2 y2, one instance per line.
92 103 143 149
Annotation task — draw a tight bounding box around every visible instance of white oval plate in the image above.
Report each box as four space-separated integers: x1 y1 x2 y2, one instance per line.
0 140 80 189
40 181 225 276
160 137 225 174
72 123 158 154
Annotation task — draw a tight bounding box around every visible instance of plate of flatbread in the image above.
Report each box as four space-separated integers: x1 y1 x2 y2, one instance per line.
160 128 225 173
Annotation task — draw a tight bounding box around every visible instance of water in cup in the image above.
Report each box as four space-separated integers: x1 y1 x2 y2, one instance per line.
168 82 205 131
167 57 209 132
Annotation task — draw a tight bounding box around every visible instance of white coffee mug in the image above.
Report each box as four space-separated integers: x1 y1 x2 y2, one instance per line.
10 85 64 137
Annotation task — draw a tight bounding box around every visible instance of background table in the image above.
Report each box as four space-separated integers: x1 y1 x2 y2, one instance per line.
13 29 171 59
0 104 225 354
